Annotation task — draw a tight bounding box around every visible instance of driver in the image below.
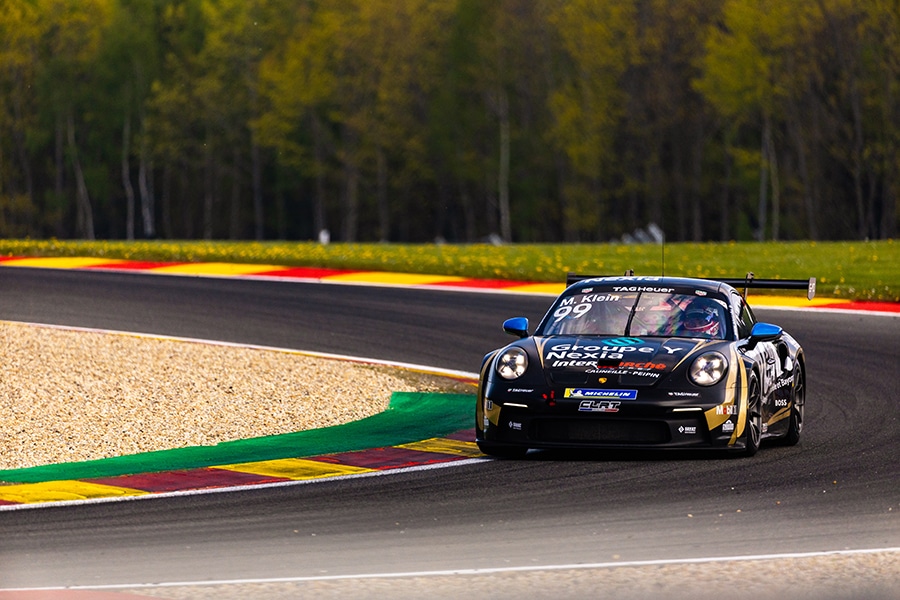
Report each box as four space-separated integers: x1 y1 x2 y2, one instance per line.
680 297 725 339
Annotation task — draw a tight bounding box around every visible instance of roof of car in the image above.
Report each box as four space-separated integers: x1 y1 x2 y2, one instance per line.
566 275 735 295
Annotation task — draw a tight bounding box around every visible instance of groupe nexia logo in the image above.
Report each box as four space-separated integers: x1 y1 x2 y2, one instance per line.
602 337 644 348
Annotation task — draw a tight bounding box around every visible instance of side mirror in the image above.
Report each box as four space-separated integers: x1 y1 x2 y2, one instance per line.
746 322 783 349
503 317 529 338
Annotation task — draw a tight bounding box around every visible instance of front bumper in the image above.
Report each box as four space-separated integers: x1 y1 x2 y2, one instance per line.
477 393 746 451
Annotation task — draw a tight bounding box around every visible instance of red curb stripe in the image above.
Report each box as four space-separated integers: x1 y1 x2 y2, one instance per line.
82 260 189 271
429 278 536 289
85 468 291 494
249 266 361 279
815 300 900 313
444 428 477 441
309 446 468 470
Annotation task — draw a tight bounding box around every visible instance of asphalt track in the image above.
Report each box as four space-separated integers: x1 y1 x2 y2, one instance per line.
0 266 898 599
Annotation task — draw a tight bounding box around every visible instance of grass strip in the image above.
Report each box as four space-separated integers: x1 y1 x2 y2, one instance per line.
0 239 896 301
0 392 475 484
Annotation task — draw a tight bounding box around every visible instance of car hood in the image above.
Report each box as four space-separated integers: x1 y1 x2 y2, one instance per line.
534 335 721 387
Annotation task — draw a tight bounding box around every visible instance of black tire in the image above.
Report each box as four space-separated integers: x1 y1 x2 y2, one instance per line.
476 441 529 459
778 366 804 446
741 373 762 457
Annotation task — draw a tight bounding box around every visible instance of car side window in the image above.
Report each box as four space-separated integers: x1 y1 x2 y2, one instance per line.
733 293 755 339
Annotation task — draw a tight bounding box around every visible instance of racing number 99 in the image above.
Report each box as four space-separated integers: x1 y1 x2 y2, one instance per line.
552 303 592 323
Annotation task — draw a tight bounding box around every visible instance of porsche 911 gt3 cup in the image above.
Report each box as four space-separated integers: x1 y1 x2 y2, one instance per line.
476 274 815 458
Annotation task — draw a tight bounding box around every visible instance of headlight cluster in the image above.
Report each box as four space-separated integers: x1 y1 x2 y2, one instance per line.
496 347 528 379
689 352 727 386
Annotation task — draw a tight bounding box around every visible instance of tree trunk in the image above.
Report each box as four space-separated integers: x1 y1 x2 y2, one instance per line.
252 138 264 240
203 141 214 240
340 124 359 242
11 71 34 203
690 124 704 242
139 149 155 238
498 88 511 242
230 145 241 239
719 140 732 242
765 115 780 241
376 147 389 242
53 115 65 236
312 114 327 239
787 100 817 240
756 115 770 241
673 147 686 241
67 112 94 240
122 115 136 240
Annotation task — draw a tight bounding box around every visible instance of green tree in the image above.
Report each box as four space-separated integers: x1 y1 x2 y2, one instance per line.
36 0 115 239
0 0 43 235
547 0 636 241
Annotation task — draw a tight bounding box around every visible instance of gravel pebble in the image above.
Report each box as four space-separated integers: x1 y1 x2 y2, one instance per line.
0 321 472 471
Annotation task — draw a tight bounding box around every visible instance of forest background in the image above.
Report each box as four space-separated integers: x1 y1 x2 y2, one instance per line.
0 0 897 245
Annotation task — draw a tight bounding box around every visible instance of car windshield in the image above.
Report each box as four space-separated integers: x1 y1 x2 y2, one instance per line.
537 289 728 340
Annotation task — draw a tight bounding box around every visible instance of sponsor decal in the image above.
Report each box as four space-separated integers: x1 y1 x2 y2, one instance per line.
715 404 738 415
668 391 701 398
597 276 662 282
602 337 644 347
508 421 523 431
546 341 659 366
774 375 794 389
565 388 638 400
550 293 622 325
508 388 534 393
660 345 686 355
590 368 661 379
486 400 494 410
618 361 666 370
722 420 735 433
775 398 788 407
550 359 599 368
612 286 675 293
578 400 621 413
678 425 697 435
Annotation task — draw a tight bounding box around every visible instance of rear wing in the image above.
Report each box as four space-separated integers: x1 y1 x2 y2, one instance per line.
718 273 816 301
565 271 816 301
566 269 636 286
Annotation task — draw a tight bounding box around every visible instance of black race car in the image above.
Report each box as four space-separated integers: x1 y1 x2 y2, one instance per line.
476 274 815 458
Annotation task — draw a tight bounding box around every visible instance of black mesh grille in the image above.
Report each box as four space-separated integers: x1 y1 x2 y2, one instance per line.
548 371 589 385
530 419 670 444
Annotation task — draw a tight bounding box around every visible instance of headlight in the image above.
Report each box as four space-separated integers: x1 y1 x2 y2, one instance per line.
689 352 727 386
496 347 528 380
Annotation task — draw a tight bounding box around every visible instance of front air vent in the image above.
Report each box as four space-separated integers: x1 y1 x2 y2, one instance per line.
548 371 589 385
530 419 670 444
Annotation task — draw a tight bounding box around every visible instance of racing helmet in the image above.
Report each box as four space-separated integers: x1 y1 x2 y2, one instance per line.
682 298 723 337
